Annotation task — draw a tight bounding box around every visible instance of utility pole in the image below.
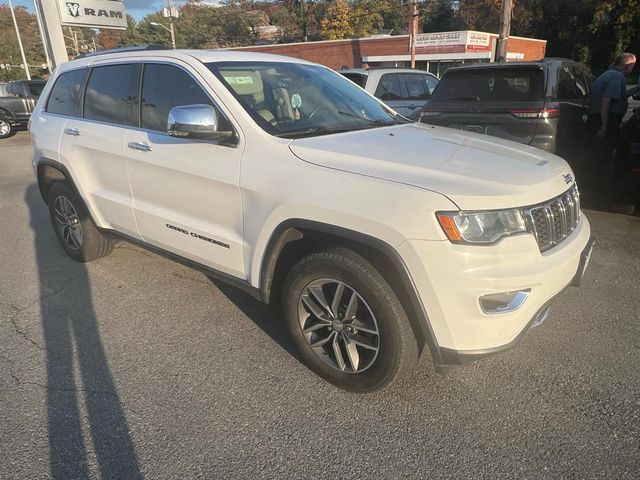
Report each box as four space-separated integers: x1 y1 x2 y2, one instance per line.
8 0 30 80
496 0 513 62
409 0 419 69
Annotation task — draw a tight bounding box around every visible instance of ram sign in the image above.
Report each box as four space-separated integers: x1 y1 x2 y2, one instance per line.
57 0 127 30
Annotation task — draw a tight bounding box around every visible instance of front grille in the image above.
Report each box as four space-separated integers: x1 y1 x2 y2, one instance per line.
524 185 580 252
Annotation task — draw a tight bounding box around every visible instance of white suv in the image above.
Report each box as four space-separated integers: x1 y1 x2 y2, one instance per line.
30 48 593 392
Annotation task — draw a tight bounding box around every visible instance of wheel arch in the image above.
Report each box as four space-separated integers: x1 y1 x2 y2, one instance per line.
36 159 83 207
259 219 445 365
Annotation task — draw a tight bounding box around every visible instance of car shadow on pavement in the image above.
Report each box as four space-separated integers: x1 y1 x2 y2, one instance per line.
209 279 301 361
26 184 142 479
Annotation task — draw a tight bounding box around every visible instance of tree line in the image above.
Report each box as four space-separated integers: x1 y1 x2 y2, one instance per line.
1 0 639 82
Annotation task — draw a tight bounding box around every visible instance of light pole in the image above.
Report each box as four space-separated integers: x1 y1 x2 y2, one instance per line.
150 21 176 49
8 0 30 80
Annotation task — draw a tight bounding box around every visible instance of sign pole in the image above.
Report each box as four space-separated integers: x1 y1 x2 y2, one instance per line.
33 0 68 70
8 0 31 80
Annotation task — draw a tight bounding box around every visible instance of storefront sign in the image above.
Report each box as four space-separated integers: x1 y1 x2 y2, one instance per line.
57 0 127 30
414 31 491 53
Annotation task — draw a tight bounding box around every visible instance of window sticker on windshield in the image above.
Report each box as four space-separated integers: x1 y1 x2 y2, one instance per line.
224 76 254 85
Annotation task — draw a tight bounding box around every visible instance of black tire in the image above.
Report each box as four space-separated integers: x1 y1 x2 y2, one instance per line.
0 118 15 139
47 182 113 262
283 247 418 392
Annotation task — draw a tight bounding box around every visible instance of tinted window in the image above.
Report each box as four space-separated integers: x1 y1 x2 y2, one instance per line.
558 66 588 100
431 68 544 103
402 74 429 100
424 75 438 94
557 66 580 100
142 63 230 133
341 73 367 88
374 73 404 100
46 68 88 117
27 83 45 97
84 64 139 126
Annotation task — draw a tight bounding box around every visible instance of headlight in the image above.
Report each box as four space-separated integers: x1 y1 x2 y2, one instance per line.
436 209 527 244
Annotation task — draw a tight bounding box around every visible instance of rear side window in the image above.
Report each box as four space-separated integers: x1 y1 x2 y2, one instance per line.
374 73 404 100
558 66 587 100
402 74 429 100
341 73 367 88
424 75 438 94
84 64 140 126
141 63 230 133
46 69 88 117
431 68 544 103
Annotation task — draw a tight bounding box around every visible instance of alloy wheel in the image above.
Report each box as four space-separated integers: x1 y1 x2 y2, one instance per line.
0 120 10 137
53 195 83 251
297 278 380 373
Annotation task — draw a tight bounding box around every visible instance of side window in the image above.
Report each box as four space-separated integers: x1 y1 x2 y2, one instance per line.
141 63 231 133
46 69 87 117
84 64 140 126
374 74 404 101
402 74 429 100
424 75 438 95
573 67 589 98
341 73 367 89
557 66 579 100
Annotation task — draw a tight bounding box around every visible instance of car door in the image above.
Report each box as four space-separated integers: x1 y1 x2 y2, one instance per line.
125 62 245 278
57 62 142 239
401 73 432 120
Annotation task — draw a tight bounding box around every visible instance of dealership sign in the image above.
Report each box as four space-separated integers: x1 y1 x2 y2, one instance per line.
414 31 492 53
57 0 127 30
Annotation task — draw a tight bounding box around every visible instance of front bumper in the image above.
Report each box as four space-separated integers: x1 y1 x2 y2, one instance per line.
397 214 592 365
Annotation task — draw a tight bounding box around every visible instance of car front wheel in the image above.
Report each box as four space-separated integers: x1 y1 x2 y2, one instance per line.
283 247 419 392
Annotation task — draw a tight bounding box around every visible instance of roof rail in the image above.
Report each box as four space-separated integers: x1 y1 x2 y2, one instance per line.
76 45 171 59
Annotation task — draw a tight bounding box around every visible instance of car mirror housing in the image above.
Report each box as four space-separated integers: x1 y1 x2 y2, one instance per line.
167 104 233 141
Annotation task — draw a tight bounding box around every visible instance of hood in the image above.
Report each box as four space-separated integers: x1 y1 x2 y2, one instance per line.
288 122 574 210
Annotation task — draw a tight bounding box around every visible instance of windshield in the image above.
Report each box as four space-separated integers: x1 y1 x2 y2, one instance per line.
206 62 402 138
431 68 544 103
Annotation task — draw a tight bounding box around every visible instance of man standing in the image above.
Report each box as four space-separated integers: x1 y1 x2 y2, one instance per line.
586 52 637 206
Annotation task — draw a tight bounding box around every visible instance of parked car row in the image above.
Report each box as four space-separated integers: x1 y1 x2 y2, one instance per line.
341 59 593 166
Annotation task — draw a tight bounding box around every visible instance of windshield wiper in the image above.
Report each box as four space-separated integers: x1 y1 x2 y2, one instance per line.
277 126 354 139
337 110 401 125
446 96 481 102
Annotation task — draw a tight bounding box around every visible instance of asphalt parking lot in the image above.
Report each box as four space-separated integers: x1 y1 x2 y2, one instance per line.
1 131 639 479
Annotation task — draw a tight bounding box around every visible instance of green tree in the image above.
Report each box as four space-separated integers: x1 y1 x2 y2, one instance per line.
321 0 354 39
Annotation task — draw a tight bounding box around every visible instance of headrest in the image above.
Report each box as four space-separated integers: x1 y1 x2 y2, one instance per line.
221 70 263 96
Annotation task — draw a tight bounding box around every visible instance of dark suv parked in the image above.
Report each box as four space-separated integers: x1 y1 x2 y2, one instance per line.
0 80 46 139
420 58 592 162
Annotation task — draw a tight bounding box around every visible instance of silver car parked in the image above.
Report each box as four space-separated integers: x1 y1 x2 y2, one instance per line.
340 68 439 120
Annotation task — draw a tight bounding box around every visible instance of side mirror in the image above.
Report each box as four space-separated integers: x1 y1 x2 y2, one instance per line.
167 104 233 141
633 92 640 101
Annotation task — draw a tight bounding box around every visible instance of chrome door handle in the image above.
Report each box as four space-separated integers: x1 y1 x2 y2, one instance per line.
127 141 152 152
63 127 80 136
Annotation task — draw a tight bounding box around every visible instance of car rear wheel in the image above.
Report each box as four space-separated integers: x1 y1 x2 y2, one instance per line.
0 119 15 139
283 247 418 392
47 182 113 262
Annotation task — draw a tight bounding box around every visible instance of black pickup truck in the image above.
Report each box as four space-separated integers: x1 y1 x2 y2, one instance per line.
0 80 47 139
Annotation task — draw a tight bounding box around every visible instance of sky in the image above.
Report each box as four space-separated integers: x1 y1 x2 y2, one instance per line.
3 0 222 21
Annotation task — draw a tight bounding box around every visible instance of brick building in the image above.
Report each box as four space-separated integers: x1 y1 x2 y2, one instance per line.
237 31 547 77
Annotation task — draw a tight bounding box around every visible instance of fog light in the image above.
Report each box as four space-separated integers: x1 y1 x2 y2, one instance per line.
479 289 531 314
